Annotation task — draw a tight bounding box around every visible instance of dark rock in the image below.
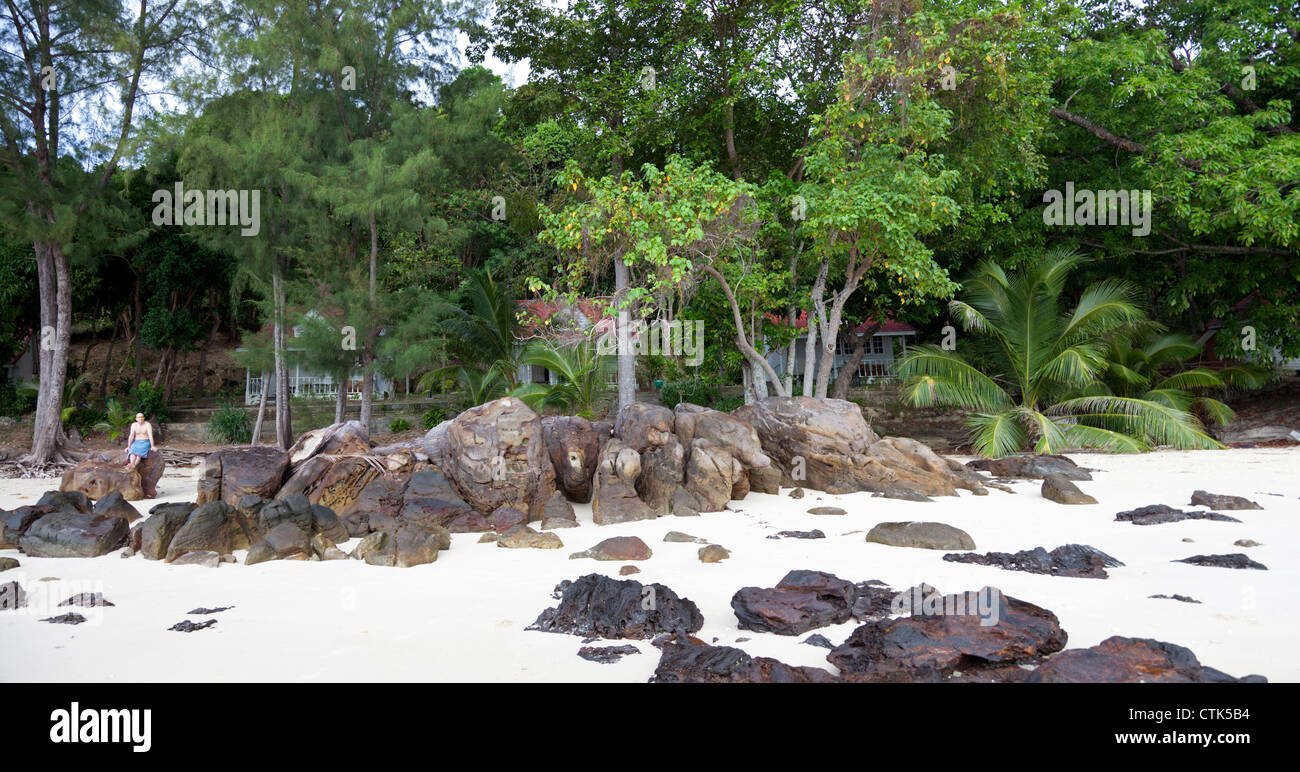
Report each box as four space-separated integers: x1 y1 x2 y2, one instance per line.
1041 474 1097 505
488 505 528 533
1027 636 1264 683
19 511 129 558
91 491 142 523
139 503 194 560
540 490 576 522
199 445 289 507
540 516 579 530
1115 504 1241 525
165 501 237 561
670 488 701 517
866 521 975 550
577 644 641 663
966 454 1091 481
188 606 234 615
872 486 934 502
3 505 54 547
309 504 349 543
769 529 825 540
570 536 652 561
38 490 92 512
650 634 839 683
637 439 685 515
851 582 899 621
169 619 218 632
442 510 492 533
349 531 397 566
942 544 1124 579
542 415 606 503
0 557 18 572
1150 594 1201 604
245 522 310 565
59 592 113 607
390 522 450 566
1190 490 1262 510
828 588 1066 682
803 634 835 649
42 613 87 625
529 574 704 639
731 570 858 635
1173 553 1267 570
399 468 477 530
336 473 404 537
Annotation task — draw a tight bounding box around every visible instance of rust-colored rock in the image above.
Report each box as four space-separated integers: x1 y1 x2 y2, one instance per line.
60 449 164 501
614 403 675 453
1027 636 1265 683
592 439 656 524
431 397 556 521
542 415 606 503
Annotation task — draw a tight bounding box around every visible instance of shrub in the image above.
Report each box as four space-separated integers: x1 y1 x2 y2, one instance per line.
659 378 719 409
103 399 134 442
207 403 252 444
710 396 744 413
64 406 108 436
0 383 38 417
389 418 412 433
131 380 169 422
421 407 446 429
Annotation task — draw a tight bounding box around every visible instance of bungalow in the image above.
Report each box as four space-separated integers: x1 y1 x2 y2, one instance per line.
516 298 617 387
764 311 917 385
239 310 393 406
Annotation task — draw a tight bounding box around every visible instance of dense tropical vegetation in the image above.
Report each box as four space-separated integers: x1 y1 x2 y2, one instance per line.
1 0 1295 462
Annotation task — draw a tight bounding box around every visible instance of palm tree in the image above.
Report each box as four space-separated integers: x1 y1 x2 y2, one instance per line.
436 268 526 388
515 339 612 418
897 248 1223 457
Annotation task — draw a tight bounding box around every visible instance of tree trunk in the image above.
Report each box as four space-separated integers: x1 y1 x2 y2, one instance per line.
802 256 828 397
614 252 636 410
251 370 269 446
830 323 881 399
700 265 788 395
360 212 377 434
272 258 293 449
132 286 143 385
27 238 72 464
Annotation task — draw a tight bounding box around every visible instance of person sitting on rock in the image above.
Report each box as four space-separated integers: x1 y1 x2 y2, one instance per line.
124 413 155 471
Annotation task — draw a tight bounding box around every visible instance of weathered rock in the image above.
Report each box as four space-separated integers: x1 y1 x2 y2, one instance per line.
1234 539 1261 548
541 517 580 530
828 589 1066 682
3 505 56 547
866 521 975 550
577 644 641 663
487 505 527 534
335 473 405 537
400 468 479 530
350 531 395 566
91 491 142 523
542 415 606 503
171 550 221 568
965 454 1092 481
38 490 92 512
18 511 129 558
170 619 217 632
1041 474 1097 505
60 449 164 501
873 485 934 502
650 634 839 683
139 503 194 560
0 557 18 572
433 397 556 521
1189 490 1262 510
569 536 653 561
637 439 685 515
851 582 900 622
1114 504 1241 525
390 522 450 567
442 511 492 533
807 506 845 516
540 490 576 522
674 403 771 469
497 524 563 549
1173 553 1267 570
201 446 289 507
613 403 675 453
943 544 1123 579
41 612 87 625
734 397 983 496
619 565 640 576
0 580 26 609
309 504 349 543
748 465 782 495
246 522 311 565
698 544 730 563
165 501 237 561
663 531 707 544
258 494 313 537
683 438 743 513
1027 636 1265 683
286 420 370 464
529 574 703 639
769 529 825 540
670 488 701 517
731 570 857 635
592 440 656 524
1150 594 1201 604
788 488 805 499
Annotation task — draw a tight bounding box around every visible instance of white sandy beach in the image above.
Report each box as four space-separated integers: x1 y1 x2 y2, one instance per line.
2 446 1297 682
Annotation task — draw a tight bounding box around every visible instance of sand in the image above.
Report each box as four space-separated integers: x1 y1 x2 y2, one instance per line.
1 446 1297 682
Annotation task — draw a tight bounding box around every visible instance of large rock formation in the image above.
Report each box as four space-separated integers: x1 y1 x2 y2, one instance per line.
650 634 840 683
60 448 164 501
541 415 607 503
731 570 858 635
613 403 675 454
1026 636 1265 683
733 397 984 497
591 439 656 524
427 398 556 521
198 446 289 507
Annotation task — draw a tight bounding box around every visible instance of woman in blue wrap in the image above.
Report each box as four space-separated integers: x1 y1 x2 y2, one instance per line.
124 413 155 471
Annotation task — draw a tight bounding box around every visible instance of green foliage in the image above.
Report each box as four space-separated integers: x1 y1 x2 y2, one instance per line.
711 396 745 413
0 384 38 418
103 400 134 443
660 377 721 410
389 418 412 432
516 340 611 418
898 248 1223 456
421 407 447 429
131 381 170 423
207 404 252 444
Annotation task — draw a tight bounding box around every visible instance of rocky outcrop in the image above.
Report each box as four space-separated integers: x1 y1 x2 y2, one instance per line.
529 574 704 639
650 634 840 683
733 397 984 497
542 415 607 503
60 448 164 501
591 439 656 524
569 536 652 561
673 403 770 470
139 503 194 560
1026 636 1266 683
1173 553 1267 570
198 446 289 507
943 544 1124 579
18 509 130 558
636 439 685 515
683 438 744 513
1114 504 1241 525
731 570 857 635
91 491 142 523
165 501 243 561
965 454 1091 481
613 403 675 454
430 398 556 521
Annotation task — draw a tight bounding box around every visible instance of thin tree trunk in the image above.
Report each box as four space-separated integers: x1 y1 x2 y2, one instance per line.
831 323 881 399
132 286 143 385
334 374 346 424
802 256 828 397
272 257 293 449
700 265 788 394
360 212 377 433
196 305 220 397
614 252 636 410
251 370 269 446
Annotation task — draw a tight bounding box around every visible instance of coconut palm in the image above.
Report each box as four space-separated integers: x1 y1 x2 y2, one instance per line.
435 268 526 388
897 248 1223 457
515 339 612 418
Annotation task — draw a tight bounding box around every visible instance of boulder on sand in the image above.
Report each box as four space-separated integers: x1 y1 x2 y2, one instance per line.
198 446 289 507
866 521 975 551
60 448 164 501
529 574 703 639
18 510 130 558
1027 636 1265 683
731 570 858 635
966 454 1091 481
1041 474 1097 505
591 440 656 525
542 415 607 503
